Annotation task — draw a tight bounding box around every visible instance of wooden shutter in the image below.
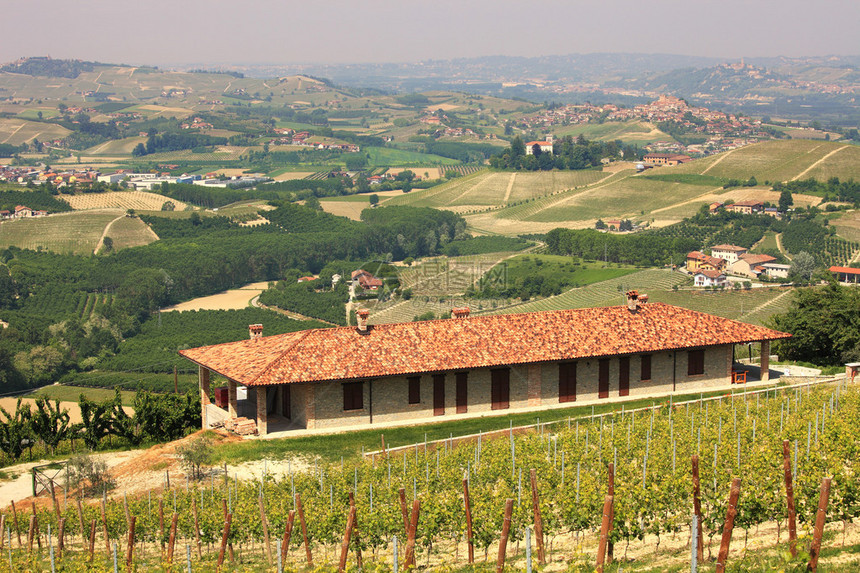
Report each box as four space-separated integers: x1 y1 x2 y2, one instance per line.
407 376 420 404
598 359 610 399
456 372 468 414
433 374 445 416
342 382 363 411
559 362 577 403
688 349 705 376
491 368 510 410
619 357 630 397
640 355 652 381
282 385 291 419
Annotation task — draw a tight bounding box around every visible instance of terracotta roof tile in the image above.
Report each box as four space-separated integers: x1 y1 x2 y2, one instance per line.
179 304 790 387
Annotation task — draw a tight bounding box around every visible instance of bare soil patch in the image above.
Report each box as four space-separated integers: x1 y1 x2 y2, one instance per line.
161 281 270 312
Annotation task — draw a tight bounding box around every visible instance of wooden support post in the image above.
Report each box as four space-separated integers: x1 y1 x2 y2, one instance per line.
463 478 474 564
403 500 420 570
348 491 363 569
607 462 615 563
88 519 96 562
281 510 295 562
167 513 178 564
338 504 357 573
217 514 231 569
101 497 110 554
159 497 165 551
57 517 65 556
381 434 387 459
295 493 313 566
27 514 35 552
221 498 234 562
529 469 546 565
76 498 86 545
260 495 272 565
808 477 832 573
692 455 704 565
715 478 741 573
192 497 202 559
496 498 514 573
596 495 614 572
10 501 21 548
783 440 798 557
125 515 136 571
398 487 410 536
0 515 4 549
31 502 40 549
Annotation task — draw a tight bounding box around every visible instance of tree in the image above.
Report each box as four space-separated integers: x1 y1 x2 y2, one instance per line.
778 190 793 212
29 397 70 455
595 219 607 230
789 251 817 282
78 394 113 450
177 434 214 480
100 236 113 253
0 400 32 460
132 143 147 157
161 201 175 211
369 194 379 207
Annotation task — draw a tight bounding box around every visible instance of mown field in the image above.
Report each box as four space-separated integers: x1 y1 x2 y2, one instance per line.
553 119 674 144
0 117 71 145
84 135 148 155
0 210 123 254
62 191 188 211
104 214 159 249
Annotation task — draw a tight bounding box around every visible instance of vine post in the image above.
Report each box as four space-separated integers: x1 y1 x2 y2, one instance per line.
259 495 272 565
463 477 474 564
403 500 420 570
782 439 797 557
496 498 514 573
607 462 615 563
596 494 613 572
715 478 741 573
529 468 546 564
296 493 313 566
281 510 295 562
808 477 832 573
125 515 135 571
691 455 704 564
338 504 357 572
217 513 231 568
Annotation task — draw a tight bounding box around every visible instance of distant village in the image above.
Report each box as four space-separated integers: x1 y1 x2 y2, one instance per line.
517 95 775 156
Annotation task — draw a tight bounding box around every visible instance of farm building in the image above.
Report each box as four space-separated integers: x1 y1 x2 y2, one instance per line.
693 269 728 288
686 251 726 273
710 244 747 265
180 293 791 436
730 253 777 279
830 266 860 284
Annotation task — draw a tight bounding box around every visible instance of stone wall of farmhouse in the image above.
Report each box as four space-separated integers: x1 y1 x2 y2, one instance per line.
295 344 733 431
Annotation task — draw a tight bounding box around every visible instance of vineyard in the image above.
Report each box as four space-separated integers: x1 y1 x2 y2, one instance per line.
6 378 859 571
0 211 121 255
62 192 188 212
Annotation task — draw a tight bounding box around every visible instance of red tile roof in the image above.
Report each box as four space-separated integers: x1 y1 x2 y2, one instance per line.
179 304 790 387
830 266 860 275
739 254 777 265
711 244 746 252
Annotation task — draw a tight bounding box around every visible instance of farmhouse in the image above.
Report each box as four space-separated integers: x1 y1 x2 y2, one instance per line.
730 253 777 279
643 153 691 166
710 244 747 265
693 269 728 288
830 266 860 284
725 201 764 215
179 294 790 436
686 251 726 273
351 269 383 290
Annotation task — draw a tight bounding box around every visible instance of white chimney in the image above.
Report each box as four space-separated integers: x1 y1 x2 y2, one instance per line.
249 324 263 340
356 308 370 332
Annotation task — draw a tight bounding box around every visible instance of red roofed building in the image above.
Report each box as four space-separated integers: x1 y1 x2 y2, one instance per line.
686 251 727 273
351 269 383 290
830 266 860 283
643 153 692 166
525 141 554 155
180 295 790 435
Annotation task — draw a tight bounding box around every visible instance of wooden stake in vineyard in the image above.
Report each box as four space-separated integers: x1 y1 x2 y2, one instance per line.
295 493 313 566
26 514 35 553
715 478 741 573
348 491 363 569
808 477 832 573
399 487 410 536
782 439 798 557
259 495 273 565
192 496 202 559
76 498 86 545
10 500 21 548
607 462 615 563
496 498 514 573
217 513 232 569
529 468 546 565
167 513 178 564
596 495 614 573
281 510 295 562
88 519 97 562
338 504 357 573
221 498 234 562
691 455 704 564
403 500 420 570
463 477 474 564
126 515 136 571
57 517 65 556
101 495 111 554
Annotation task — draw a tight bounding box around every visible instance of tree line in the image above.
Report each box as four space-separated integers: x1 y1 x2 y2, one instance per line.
489 135 643 170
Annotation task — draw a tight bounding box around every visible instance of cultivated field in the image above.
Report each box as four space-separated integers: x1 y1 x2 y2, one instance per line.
0 210 124 254
102 215 159 250
84 135 147 155
0 117 70 145
62 191 188 211
830 209 860 243
553 120 673 144
161 281 271 312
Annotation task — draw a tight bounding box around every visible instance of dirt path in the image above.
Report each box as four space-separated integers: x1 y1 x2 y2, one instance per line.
92 215 126 254
502 172 517 203
775 233 792 261
701 146 740 174
791 144 849 181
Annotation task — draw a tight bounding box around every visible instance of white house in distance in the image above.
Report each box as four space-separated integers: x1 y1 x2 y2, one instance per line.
762 262 791 279
710 244 747 265
693 269 728 287
525 135 554 155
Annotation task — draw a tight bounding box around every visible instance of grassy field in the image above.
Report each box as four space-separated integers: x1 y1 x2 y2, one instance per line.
62 191 188 211
0 210 122 254
671 140 859 182
830 209 860 243
0 117 70 145
103 214 159 250
501 254 638 290
84 136 147 155
364 146 458 167
553 120 674 144
26 384 138 407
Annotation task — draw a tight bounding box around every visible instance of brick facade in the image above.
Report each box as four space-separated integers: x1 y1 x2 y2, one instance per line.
276 345 733 431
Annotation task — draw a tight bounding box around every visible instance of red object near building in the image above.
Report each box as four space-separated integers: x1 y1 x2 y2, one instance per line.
214 386 229 408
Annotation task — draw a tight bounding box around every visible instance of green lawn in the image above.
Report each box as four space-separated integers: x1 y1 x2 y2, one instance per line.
502 254 638 291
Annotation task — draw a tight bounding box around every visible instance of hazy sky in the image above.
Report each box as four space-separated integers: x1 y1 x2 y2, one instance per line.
2 0 858 66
